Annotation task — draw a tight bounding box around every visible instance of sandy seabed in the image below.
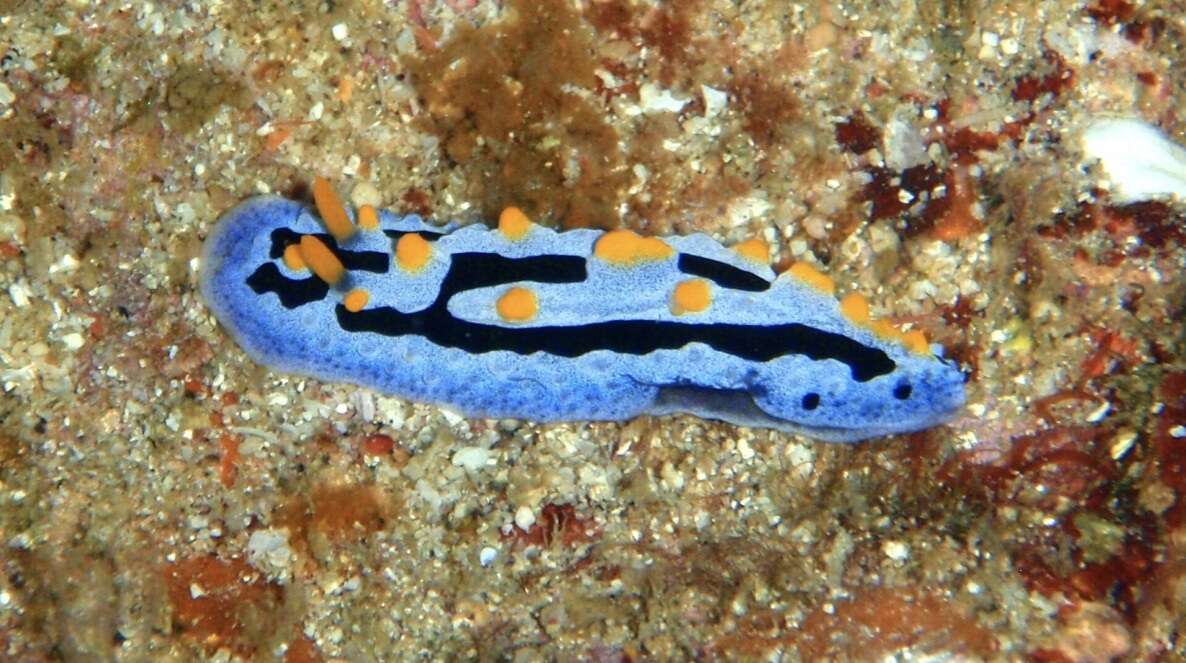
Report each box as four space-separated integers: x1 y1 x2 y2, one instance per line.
0 0 1184 660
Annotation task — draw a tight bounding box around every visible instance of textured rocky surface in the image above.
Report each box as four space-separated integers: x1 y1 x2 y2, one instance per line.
0 0 1183 659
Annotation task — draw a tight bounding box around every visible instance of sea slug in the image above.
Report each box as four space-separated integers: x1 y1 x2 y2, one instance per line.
200 178 966 442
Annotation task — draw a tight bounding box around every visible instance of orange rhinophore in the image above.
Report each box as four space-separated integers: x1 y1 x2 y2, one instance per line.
298 234 345 285
313 176 356 242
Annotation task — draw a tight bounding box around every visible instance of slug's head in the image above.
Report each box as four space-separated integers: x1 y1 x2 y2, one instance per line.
751 340 967 443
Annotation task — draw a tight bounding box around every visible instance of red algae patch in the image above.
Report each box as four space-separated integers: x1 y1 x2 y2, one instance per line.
795 588 997 659
711 587 996 658
278 484 389 545
162 556 279 653
504 503 601 549
284 634 326 663
406 0 630 228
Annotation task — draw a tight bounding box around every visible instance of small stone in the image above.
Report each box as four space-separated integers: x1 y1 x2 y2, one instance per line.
308 101 324 121
700 85 727 117
331 23 349 41
882 540 910 562
61 332 84 351
452 447 491 472
479 546 497 567
639 83 689 113
1109 429 1137 460
351 181 382 208
514 505 536 531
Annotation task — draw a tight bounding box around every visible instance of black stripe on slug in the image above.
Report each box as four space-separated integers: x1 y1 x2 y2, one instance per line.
435 252 589 298
248 250 896 381
246 263 330 308
345 252 892 381
337 305 895 382
677 254 771 292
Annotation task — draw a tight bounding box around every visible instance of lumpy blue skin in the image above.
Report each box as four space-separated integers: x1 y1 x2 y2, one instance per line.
200 196 966 442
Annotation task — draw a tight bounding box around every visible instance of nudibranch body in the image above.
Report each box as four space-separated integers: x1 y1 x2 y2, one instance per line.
200 180 966 442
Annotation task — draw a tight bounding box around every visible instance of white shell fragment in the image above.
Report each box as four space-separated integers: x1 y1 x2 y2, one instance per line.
1082 118 1186 203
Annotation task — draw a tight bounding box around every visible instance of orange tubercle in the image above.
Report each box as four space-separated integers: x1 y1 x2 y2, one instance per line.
496 286 538 322
395 233 432 272
839 293 870 324
498 206 533 240
733 238 770 263
358 204 380 231
787 262 836 295
343 288 370 312
868 318 903 342
840 292 934 356
282 244 307 271
670 279 712 315
902 329 932 355
313 176 356 242
298 234 345 285
594 229 674 265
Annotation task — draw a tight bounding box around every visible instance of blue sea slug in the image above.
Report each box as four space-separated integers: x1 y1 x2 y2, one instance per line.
200 178 966 442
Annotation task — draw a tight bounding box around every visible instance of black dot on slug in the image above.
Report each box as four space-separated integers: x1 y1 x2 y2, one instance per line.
802 393 820 410
893 383 912 400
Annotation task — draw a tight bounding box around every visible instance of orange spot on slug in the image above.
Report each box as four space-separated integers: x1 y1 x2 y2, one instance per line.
498 206 533 240
282 244 307 271
594 229 674 265
839 293 870 324
358 204 380 231
670 278 711 315
787 262 836 295
361 433 396 457
733 238 770 263
395 233 432 272
343 288 370 312
162 555 274 653
496 286 538 322
902 330 931 355
868 318 903 341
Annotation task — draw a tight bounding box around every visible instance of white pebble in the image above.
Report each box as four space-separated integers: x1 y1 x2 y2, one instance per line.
1082 118 1186 202
8 281 29 307
514 505 536 531
479 546 498 567
61 332 84 351
452 446 492 472
639 83 690 113
882 540 910 562
701 85 728 117
331 23 349 41
308 101 324 121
